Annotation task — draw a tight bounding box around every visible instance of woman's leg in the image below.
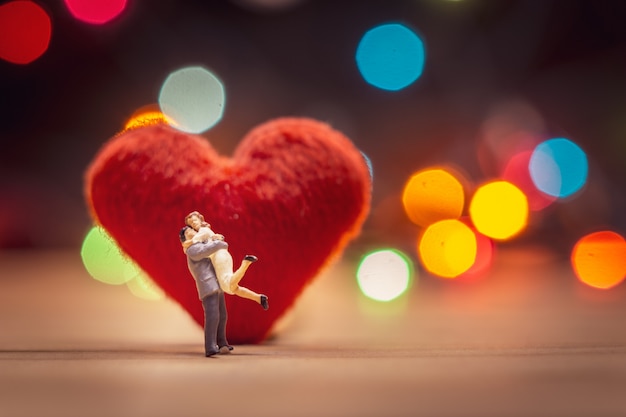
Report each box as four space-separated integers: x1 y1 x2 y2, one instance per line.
227 256 256 292
232 286 269 310
213 251 257 294
212 251 267 308
211 250 234 293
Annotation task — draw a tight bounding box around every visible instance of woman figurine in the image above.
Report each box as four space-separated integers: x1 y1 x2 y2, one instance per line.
181 211 268 310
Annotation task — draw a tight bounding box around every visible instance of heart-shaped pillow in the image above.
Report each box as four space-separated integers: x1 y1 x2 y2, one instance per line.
85 118 371 343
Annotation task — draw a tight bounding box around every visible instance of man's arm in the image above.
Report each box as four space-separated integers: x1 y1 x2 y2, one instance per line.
186 239 228 261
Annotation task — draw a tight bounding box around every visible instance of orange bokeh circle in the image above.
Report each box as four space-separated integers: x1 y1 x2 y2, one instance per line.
571 231 626 289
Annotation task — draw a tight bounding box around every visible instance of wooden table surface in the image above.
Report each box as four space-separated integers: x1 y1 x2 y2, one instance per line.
1 248 625 417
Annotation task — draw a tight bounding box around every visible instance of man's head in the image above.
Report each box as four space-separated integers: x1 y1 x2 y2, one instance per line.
179 225 197 243
179 226 190 243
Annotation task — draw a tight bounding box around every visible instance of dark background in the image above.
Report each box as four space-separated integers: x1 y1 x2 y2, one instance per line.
1 0 625 255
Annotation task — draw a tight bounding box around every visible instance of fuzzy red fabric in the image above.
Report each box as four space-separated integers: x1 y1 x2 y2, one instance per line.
85 118 371 343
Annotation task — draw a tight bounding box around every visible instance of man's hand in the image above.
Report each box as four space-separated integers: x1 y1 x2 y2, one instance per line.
211 234 225 241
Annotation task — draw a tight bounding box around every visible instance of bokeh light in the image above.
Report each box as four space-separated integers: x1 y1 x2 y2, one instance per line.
469 181 528 240
159 66 225 134
81 226 139 285
64 0 127 25
126 272 165 301
571 231 626 290
0 1 51 65
123 110 171 132
356 23 425 91
361 151 374 181
502 150 556 211
402 168 464 227
457 219 495 280
357 249 413 302
529 138 588 198
418 219 477 278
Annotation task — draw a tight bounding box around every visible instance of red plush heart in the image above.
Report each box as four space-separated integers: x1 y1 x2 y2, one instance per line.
85 118 371 343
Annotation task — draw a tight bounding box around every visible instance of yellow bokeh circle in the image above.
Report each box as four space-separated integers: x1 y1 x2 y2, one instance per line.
402 168 465 227
418 219 477 278
469 180 528 240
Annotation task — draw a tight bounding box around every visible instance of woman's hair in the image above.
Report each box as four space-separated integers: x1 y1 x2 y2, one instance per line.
184 211 204 226
185 211 210 229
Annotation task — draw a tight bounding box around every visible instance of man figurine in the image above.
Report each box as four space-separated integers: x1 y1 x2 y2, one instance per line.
182 211 268 310
180 226 232 357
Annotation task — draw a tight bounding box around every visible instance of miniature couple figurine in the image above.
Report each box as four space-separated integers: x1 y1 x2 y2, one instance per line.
180 211 268 357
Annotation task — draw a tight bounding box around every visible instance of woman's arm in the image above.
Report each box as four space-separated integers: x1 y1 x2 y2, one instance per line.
186 239 228 261
192 226 215 243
